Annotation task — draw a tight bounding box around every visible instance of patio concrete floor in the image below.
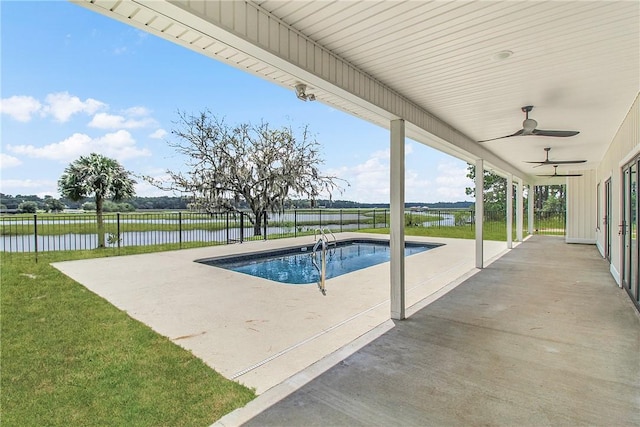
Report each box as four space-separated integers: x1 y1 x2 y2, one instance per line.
218 235 640 427
52 232 506 394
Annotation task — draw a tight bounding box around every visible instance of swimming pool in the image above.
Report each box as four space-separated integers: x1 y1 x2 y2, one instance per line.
197 239 441 284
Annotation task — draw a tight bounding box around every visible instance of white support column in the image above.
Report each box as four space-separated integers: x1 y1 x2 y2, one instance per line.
528 184 534 235
390 119 405 320
475 159 484 269
507 174 513 249
517 179 524 242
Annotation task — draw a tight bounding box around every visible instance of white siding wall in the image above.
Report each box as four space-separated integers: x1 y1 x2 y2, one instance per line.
595 94 640 284
567 170 597 244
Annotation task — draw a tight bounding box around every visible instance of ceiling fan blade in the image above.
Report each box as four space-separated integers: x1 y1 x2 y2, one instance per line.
547 159 586 165
478 128 523 143
525 160 587 166
479 106 579 142
536 173 583 177
531 129 580 137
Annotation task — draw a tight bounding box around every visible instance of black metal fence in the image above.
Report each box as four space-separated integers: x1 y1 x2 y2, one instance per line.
0 209 565 254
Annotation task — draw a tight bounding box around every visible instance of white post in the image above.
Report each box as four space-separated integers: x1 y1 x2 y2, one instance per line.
475 159 484 269
517 179 524 242
507 174 513 249
528 184 534 235
390 119 405 320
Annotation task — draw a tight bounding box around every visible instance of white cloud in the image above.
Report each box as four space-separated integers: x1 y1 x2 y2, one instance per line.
0 95 42 122
0 153 22 168
328 153 388 203
125 106 150 116
325 151 472 204
149 128 167 139
43 92 106 122
7 130 151 163
0 179 58 197
134 172 180 197
434 161 474 201
88 112 155 129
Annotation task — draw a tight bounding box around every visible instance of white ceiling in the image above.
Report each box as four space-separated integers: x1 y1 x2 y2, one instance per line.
254 0 639 176
78 0 639 182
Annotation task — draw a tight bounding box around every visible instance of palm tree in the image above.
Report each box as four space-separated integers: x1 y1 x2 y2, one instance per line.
58 153 136 248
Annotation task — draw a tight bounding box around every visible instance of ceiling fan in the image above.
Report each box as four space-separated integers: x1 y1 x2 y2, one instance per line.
479 106 580 143
536 165 583 178
525 147 586 168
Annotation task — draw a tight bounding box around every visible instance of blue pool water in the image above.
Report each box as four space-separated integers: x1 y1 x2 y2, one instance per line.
199 239 440 284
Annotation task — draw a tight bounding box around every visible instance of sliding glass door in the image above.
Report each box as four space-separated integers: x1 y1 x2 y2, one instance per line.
605 178 612 262
622 160 640 310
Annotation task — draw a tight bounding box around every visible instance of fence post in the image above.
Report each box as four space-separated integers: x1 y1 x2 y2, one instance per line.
117 212 121 250
373 209 376 229
225 212 229 243
357 209 360 230
178 212 182 249
240 213 244 243
294 210 297 238
384 210 387 228
340 209 343 233
319 209 322 229
33 214 38 263
263 211 267 240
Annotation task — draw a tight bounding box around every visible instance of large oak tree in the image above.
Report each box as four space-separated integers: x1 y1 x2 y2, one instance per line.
158 111 345 236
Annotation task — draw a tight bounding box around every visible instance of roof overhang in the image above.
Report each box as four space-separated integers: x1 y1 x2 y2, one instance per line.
73 0 640 186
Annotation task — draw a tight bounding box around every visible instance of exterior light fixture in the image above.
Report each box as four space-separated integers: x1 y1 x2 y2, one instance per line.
295 83 316 101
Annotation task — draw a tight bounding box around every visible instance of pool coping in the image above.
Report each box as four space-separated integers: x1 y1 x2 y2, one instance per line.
195 237 444 285
194 236 443 264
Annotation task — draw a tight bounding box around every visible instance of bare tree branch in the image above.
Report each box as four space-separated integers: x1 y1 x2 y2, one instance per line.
146 111 348 235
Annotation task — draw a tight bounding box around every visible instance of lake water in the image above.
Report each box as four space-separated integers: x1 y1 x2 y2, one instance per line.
1 210 459 252
0 223 365 252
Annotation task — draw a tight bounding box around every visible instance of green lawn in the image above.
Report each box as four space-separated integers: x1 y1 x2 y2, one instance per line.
1 249 255 426
360 222 513 241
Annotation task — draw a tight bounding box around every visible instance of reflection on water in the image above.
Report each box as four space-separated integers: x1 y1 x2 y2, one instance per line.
1 224 364 252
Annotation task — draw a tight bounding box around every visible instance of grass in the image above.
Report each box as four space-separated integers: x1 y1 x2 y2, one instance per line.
1 248 255 426
359 222 516 241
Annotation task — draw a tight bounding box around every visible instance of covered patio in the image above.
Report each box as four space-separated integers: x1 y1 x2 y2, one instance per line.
221 235 640 426
71 1 640 424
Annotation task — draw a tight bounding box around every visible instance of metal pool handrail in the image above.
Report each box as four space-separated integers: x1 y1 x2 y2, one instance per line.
311 237 327 295
313 227 336 246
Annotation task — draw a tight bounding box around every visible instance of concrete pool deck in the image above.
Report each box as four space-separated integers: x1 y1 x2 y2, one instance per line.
52 233 508 394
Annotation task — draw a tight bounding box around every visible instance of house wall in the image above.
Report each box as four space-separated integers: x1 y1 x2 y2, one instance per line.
566 169 597 244
595 93 640 284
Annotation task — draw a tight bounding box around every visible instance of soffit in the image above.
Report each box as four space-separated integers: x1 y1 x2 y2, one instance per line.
78 0 640 183
255 0 639 179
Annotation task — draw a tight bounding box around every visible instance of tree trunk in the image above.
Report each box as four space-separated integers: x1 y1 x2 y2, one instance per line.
253 211 263 236
96 196 105 248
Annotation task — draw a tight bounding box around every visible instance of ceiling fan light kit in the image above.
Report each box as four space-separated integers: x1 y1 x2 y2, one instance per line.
478 105 580 143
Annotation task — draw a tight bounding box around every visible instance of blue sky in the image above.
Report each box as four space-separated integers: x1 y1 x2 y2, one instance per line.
0 1 473 204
